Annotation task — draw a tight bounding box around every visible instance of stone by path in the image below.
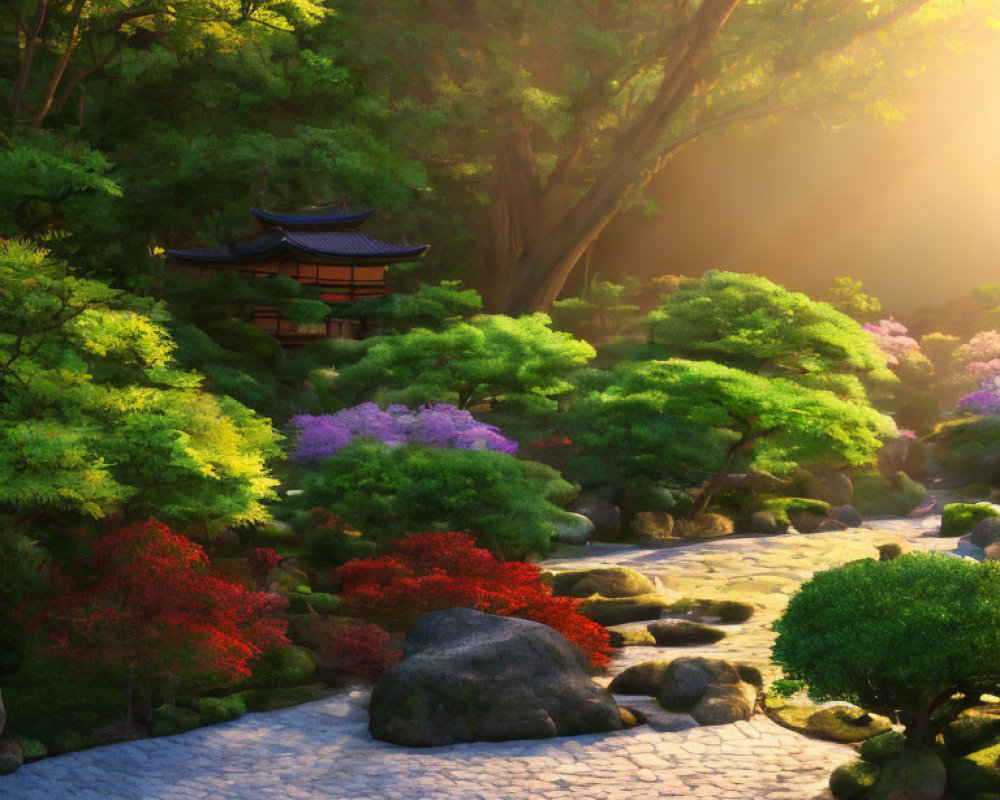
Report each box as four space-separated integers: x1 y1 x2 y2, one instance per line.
0 515 968 800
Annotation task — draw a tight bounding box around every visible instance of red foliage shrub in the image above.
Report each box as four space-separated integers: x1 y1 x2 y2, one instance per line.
326 623 402 682
39 520 290 685
336 532 610 671
247 546 282 589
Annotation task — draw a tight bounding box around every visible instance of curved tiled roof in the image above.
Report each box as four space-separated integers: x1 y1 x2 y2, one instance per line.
249 207 376 228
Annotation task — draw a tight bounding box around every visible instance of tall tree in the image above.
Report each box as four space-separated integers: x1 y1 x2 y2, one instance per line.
347 0 981 311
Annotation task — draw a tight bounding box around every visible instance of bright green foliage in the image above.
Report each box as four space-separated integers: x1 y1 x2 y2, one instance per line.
941 503 1000 537
564 359 894 511
293 441 576 558
551 278 643 341
194 695 247 725
330 314 595 409
849 472 928 517
826 277 882 324
0 240 281 525
648 271 894 399
761 498 831 528
773 553 1000 745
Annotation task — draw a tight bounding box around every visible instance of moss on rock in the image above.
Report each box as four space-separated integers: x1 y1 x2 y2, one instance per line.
860 731 906 766
941 503 1000 537
577 594 672 626
950 741 1000 797
830 760 880 800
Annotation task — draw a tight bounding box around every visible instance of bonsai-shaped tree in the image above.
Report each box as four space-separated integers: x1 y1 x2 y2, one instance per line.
565 358 894 519
773 553 1000 749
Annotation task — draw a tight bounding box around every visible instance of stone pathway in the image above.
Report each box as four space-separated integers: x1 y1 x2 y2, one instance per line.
0 515 968 800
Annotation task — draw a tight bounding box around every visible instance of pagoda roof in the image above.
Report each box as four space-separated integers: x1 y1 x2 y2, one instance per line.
249 206 376 228
166 228 428 265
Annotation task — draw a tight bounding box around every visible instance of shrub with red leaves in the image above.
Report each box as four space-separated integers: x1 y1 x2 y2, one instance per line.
38 520 290 687
335 532 610 674
326 623 402 682
247 546 283 590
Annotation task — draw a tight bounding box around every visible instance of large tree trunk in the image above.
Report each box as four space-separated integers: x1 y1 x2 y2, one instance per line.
482 0 742 313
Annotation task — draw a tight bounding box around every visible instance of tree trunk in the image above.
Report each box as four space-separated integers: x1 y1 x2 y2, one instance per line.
9 0 48 119
617 485 635 536
691 438 744 515
482 0 742 313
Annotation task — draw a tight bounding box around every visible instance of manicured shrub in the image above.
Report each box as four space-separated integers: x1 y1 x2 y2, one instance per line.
195 695 247 725
242 645 317 690
150 705 200 737
306 593 341 615
761 498 830 527
335 532 611 673
849 471 928 517
294 441 577 558
930 416 1000 486
941 503 1000 537
773 553 1000 747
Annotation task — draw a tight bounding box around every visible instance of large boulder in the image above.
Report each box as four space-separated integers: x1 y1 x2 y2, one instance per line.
571 495 622 539
871 748 945 800
553 512 595 546
944 706 1000 757
746 510 787 534
646 620 727 646
807 472 854 505
674 513 735 539
368 608 622 746
550 567 655 599
830 760 881 800
655 657 758 725
951 741 1000 796
609 661 673 695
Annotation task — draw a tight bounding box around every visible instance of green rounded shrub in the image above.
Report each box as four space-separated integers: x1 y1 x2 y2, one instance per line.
850 471 928 517
941 503 1000 537
307 593 341 615
830 760 880 800
244 645 316 689
773 553 1000 748
196 695 247 725
859 730 906 766
150 706 200 737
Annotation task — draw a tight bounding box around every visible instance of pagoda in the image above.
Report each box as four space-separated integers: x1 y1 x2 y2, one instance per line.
166 207 428 346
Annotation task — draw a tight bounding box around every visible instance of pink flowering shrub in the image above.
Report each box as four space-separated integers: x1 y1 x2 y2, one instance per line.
863 318 921 367
290 403 518 462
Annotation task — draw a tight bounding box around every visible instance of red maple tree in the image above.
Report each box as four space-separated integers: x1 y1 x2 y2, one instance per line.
333 532 610 674
39 520 289 691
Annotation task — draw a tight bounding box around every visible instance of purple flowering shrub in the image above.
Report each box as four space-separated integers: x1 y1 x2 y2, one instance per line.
290 403 518 461
958 378 1000 416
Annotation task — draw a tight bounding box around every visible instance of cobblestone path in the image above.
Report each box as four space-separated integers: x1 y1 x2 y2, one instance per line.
0 515 964 800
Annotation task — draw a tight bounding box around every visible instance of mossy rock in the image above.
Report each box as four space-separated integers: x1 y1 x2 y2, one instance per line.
150 706 200 738
550 567 655 599
646 620 727 646
307 592 341 615
830 760 880 800
945 711 1000 757
860 730 907 766
950 741 1000 797
233 683 331 713
195 695 247 725
768 699 891 742
577 594 672 626
762 497 831 528
674 513 735 539
941 503 1000 537
243 645 317 689
871 748 945 800
608 628 656 647
608 661 672 696
669 598 755 623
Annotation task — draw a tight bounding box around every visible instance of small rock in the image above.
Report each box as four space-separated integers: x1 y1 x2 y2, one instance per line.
618 706 643 728
571 495 622 539
0 737 21 776
691 682 757 725
608 661 673 696
674 513 735 539
669 598 755 623
577 594 672 626
746 510 787 534
878 543 903 561
767 699 891 742
646 620 727 646
830 760 881 800
631 511 675 542
830 505 864 527
788 509 828 533
986 543 1000 561
550 567 655 599
655 657 758 725
871 748 945 800
608 628 656 647
969 518 1000 549
553 512 595 545
815 518 850 532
